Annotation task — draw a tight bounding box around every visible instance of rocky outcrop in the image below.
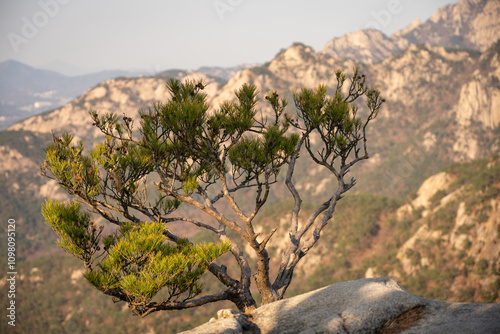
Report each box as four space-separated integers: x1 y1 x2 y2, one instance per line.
320 29 407 64
321 0 500 66
181 277 500 334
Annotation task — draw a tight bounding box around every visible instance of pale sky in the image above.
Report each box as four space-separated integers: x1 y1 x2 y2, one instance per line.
0 0 460 75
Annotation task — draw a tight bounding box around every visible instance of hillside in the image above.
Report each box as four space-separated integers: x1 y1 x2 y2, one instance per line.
393 0 500 52
207 40 499 198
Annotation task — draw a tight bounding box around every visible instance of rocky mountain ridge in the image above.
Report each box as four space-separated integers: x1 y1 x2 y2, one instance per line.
1 0 499 257
0 0 499 332
0 60 140 130
319 0 499 65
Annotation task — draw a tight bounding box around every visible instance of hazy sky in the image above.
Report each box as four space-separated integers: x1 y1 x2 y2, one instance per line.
1 0 460 75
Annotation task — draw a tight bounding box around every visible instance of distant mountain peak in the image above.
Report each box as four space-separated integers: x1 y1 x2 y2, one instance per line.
397 0 499 52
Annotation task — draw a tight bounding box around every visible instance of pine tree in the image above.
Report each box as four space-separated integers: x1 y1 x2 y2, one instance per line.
41 68 384 316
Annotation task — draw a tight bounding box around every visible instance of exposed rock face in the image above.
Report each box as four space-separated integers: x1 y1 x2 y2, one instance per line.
372 43 474 104
394 158 500 302
452 41 500 161
398 0 500 52
409 171 454 210
197 64 258 81
181 277 500 334
319 29 408 64
5 72 214 201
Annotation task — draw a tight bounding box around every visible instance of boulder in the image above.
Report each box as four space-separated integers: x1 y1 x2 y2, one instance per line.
180 277 500 334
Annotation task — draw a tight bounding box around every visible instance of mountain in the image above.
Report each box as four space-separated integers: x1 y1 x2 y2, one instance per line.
0 60 137 130
282 156 500 304
393 0 500 52
38 59 105 76
1 158 498 334
320 0 500 65
319 29 409 64
0 0 499 332
205 39 499 197
1 0 498 271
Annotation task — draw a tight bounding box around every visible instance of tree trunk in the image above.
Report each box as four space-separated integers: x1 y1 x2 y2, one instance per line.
229 286 257 314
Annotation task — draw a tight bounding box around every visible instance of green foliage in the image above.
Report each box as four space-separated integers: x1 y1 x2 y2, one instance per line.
480 278 500 302
412 206 425 220
446 157 500 194
427 201 458 232
406 248 421 266
332 194 399 246
0 253 229 334
455 223 474 235
464 256 475 266
42 199 230 317
229 125 299 175
85 221 230 315
42 200 102 265
462 238 472 250
42 133 101 200
289 68 381 166
429 189 447 208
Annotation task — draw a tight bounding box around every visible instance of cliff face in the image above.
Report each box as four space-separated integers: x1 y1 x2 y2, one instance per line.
1 0 499 254
397 0 500 52
319 29 408 64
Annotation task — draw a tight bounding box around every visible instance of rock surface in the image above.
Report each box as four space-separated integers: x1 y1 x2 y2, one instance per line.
180 277 500 334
